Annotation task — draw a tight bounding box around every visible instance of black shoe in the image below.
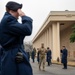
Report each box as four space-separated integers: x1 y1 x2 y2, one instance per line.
62 68 67 69
62 68 64 69
64 68 67 69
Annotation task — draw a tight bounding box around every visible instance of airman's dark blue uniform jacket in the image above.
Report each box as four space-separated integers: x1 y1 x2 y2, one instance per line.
0 12 33 75
46 50 52 62
61 49 68 64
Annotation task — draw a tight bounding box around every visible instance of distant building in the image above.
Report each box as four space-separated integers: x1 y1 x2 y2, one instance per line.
32 11 75 61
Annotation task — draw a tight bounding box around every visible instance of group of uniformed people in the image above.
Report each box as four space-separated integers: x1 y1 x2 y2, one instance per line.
36 44 68 71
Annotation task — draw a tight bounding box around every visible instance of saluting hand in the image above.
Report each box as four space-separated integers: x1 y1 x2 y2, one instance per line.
17 9 25 17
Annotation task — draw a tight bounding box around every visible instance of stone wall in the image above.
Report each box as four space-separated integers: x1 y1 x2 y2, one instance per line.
60 25 75 61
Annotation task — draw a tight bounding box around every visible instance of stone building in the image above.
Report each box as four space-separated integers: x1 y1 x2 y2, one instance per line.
32 11 75 61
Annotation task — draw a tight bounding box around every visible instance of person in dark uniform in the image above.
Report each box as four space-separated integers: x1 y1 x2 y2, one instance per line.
61 46 68 69
0 1 33 75
31 48 36 63
46 47 52 66
26 52 30 61
37 48 40 63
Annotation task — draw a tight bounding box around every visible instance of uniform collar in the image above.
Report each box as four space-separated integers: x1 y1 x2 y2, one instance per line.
5 12 17 20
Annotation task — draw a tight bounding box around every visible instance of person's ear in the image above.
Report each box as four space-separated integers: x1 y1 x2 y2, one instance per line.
10 10 14 13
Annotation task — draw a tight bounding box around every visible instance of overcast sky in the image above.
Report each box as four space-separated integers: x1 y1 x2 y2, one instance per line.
0 0 75 42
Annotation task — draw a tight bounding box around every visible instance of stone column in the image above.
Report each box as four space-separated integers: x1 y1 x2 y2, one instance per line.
43 33 45 45
57 22 60 60
49 26 52 50
47 29 48 47
45 31 47 48
52 22 60 61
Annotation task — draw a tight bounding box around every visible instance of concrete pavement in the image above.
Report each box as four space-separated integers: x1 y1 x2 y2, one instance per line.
30 60 75 75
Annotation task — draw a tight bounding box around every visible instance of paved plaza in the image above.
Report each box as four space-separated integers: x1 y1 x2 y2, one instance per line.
30 60 75 75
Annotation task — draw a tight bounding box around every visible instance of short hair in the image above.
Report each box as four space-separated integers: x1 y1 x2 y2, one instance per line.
47 47 49 49
6 7 17 12
62 46 66 48
41 43 44 45
6 1 22 12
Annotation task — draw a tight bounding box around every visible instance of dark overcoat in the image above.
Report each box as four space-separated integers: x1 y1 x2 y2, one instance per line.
0 51 1 75
0 45 3 75
37 51 40 62
26 52 30 61
0 12 33 75
31 50 35 60
61 49 68 64
46 50 52 62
